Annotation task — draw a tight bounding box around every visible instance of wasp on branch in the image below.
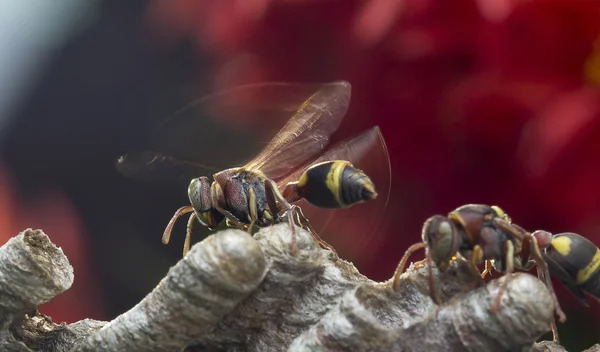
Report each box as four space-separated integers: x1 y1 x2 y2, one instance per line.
117 81 390 257
391 204 567 343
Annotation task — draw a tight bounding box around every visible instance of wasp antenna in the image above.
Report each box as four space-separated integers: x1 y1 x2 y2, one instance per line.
392 242 427 291
163 206 194 245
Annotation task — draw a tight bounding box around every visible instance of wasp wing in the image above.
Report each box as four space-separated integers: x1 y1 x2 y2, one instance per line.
117 81 350 186
277 126 391 262
116 151 217 188
243 80 351 179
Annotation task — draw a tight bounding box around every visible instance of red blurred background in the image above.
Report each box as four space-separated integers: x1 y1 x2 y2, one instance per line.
0 0 599 349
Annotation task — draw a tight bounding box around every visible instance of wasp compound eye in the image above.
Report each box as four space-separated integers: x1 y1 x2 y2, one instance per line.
188 177 213 213
422 215 459 267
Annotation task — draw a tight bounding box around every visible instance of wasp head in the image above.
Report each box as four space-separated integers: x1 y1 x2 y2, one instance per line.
422 215 460 271
188 177 222 228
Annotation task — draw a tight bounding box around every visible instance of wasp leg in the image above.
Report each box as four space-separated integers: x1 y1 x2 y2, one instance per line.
275 204 300 255
247 188 258 234
392 242 427 291
216 207 245 228
263 179 299 254
497 219 567 333
163 205 194 245
491 240 515 312
493 218 538 268
481 260 494 279
525 234 566 343
426 251 440 305
265 178 337 255
266 178 337 255
265 179 281 218
292 204 338 256
493 217 526 241
541 262 562 345
471 245 484 267
393 244 441 304
182 212 197 256
469 245 485 279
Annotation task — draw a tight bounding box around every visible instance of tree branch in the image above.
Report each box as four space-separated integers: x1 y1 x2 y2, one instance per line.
0 225 593 351
0 229 73 313
74 228 267 352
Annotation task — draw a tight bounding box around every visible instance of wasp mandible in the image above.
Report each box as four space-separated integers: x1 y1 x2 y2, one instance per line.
117 81 391 257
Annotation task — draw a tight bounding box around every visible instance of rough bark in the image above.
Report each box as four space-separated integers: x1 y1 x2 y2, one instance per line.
0 225 594 351
0 229 104 352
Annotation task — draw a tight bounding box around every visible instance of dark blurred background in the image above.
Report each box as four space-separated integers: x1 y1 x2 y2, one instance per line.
0 0 599 350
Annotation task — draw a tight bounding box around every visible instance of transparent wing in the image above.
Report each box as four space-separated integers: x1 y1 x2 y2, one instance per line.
244 80 351 179
116 152 217 188
278 126 391 261
117 80 350 185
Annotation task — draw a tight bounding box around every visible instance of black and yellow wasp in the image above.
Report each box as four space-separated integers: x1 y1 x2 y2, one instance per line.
391 204 567 342
117 81 391 257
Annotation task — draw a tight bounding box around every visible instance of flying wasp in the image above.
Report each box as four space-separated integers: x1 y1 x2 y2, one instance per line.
390 204 566 342
117 80 391 257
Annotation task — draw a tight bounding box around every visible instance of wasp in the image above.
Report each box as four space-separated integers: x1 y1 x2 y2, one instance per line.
391 204 567 342
532 230 600 305
117 81 390 256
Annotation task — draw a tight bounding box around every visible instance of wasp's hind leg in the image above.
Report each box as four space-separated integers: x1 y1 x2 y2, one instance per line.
524 234 566 343
495 218 566 340
264 178 338 255
292 204 338 257
264 179 299 254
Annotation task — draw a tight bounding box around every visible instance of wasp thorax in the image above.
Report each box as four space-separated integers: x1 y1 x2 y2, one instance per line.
491 205 510 221
188 177 213 213
422 215 459 269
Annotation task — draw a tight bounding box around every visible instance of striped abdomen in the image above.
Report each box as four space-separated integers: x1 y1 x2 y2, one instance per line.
294 160 377 209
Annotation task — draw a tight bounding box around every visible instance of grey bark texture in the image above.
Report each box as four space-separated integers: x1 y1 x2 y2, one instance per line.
0 225 595 351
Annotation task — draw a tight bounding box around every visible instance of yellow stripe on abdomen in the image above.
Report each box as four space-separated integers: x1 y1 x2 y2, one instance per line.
551 236 573 256
325 161 347 207
577 248 600 284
